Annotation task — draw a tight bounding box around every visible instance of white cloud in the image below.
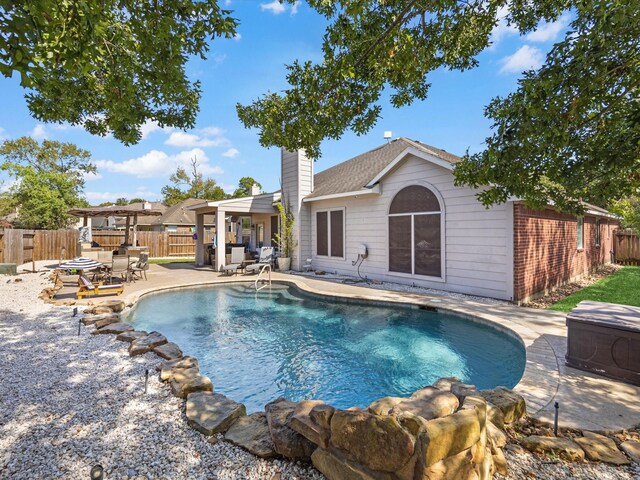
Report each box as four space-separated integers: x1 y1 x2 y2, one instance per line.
490 6 518 47
290 1 299 15
139 120 172 140
165 131 230 148
233 33 242 41
84 187 160 203
83 171 103 182
526 15 570 42
222 148 240 158
199 126 225 137
30 124 48 140
96 148 223 178
499 45 544 74
261 1 286 14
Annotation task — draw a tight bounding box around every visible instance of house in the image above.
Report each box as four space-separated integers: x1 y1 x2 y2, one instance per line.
191 138 618 302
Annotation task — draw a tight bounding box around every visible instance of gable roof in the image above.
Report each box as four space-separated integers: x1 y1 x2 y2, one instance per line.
149 198 215 226
307 137 461 200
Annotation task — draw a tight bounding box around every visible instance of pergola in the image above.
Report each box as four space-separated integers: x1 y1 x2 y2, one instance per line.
68 205 163 246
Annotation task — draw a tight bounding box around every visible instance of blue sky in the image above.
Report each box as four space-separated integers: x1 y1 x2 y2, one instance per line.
0 2 570 204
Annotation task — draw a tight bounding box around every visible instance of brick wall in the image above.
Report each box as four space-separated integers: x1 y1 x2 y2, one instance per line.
513 204 617 302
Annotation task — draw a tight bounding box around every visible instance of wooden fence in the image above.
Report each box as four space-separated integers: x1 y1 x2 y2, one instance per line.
0 228 78 265
91 229 215 258
615 231 640 265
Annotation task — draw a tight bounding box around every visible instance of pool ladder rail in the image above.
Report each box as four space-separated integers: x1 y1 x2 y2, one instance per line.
254 264 272 291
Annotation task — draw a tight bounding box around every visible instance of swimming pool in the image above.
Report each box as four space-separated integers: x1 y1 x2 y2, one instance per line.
129 283 525 412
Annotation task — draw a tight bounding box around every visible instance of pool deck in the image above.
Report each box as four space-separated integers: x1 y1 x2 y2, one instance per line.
55 263 640 433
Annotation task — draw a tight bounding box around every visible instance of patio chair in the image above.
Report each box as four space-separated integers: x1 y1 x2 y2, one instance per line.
130 253 149 281
109 255 131 284
76 275 124 299
221 247 245 276
245 247 274 274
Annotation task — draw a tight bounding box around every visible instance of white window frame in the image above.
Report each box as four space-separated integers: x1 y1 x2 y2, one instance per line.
577 216 584 250
316 207 346 259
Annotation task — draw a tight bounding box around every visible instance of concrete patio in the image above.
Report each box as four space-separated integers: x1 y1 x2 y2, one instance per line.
52 262 640 433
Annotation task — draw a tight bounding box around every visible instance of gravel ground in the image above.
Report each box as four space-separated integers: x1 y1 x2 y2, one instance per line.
1 270 638 480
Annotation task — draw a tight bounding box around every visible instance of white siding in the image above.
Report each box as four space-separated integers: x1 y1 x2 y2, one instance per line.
309 154 513 300
281 149 313 270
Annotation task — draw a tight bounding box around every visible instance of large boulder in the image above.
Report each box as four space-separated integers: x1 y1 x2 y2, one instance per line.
265 398 317 461
367 396 405 416
478 387 526 424
521 436 585 461
225 412 278 459
391 387 459 421
432 377 462 391
153 342 183 361
311 447 395 480
487 422 506 449
92 322 134 335
450 383 478 403
418 408 481 468
129 331 167 356
575 431 630 465
82 313 119 325
170 367 213 398
289 400 334 448
186 391 246 435
330 410 416 472
418 447 480 480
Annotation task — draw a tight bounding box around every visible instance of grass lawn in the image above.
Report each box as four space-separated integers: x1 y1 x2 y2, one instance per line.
548 266 640 313
149 257 195 265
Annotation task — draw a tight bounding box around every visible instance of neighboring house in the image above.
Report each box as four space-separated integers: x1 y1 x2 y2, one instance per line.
92 202 167 230
144 198 215 233
191 138 618 302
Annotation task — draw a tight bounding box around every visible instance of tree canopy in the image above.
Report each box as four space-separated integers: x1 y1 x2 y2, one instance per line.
238 0 640 213
161 157 225 206
0 137 94 229
0 1 237 144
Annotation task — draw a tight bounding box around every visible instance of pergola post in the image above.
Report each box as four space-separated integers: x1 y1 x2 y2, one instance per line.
133 213 138 246
215 208 226 271
124 216 131 245
195 212 205 267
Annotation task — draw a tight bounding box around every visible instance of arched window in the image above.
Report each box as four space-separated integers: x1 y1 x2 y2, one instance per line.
389 185 442 277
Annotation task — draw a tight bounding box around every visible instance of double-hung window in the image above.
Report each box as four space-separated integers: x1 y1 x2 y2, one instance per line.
577 217 584 250
316 209 344 258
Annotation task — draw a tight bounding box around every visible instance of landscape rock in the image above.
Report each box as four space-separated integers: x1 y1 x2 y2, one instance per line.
129 331 167 356
81 313 119 325
521 435 585 461
170 367 213 398
391 387 459 421
290 400 332 448
225 412 278 459
94 316 121 329
478 387 526 424
265 398 318 461
330 409 415 472
153 342 183 360
367 396 404 416
94 299 126 312
419 408 481 468
91 322 134 335
450 383 478 403
432 377 461 391
91 306 114 315
492 446 508 476
487 422 507 449
159 356 199 381
116 330 148 343
186 391 246 435
309 404 335 432
620 440 640 463
419 447 479 480
311 447 389 480
574 431 630 465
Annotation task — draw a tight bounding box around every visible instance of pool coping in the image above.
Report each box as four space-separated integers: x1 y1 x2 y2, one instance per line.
119 270 640 433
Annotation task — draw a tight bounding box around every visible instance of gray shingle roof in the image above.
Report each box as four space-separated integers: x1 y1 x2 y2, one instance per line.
308 137 461 199
150 198 215 226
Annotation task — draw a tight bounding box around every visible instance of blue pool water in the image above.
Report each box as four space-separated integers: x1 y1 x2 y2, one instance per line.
129 284 525 412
